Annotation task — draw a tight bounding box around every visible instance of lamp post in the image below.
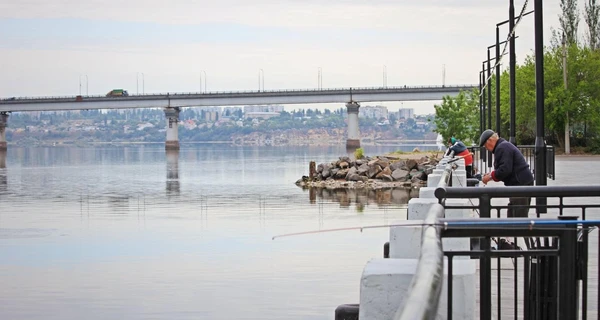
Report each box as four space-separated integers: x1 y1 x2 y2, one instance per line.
258 69 264 91
496 7 534 143
141 73 145 94
486 37 516 135
442 64 446 87
318 67 322 90
136 72 144 95
534 0 547 191
200 70 207 93
383 65 387 88
79 75 88 95
481 51 507 167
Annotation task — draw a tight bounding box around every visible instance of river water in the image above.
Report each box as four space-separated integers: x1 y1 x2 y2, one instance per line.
0 145 596 320
0 144 433 320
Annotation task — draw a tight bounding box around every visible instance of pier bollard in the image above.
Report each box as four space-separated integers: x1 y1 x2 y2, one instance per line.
335 303 359 320
383 242 389 258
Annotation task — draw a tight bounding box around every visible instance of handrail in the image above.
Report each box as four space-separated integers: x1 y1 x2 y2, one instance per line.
395 203 445 320
435 185 600 199
395 158 453 320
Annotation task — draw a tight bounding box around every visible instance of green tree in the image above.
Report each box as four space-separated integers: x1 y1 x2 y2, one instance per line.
433 90 480 145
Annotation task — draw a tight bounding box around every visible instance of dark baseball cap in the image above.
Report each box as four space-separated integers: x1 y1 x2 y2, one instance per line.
479 129 495 147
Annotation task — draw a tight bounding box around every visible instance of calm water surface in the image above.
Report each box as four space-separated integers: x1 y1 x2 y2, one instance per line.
1 145 596 320
0 145 425 320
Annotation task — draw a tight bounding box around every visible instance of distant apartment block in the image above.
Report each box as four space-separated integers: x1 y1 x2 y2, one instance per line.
360 105 389 119
398 108 414 119
243 105 284 113
245 112 280 119
205 111 219 122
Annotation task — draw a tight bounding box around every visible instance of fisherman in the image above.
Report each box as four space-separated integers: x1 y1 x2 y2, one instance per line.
445 137 473 178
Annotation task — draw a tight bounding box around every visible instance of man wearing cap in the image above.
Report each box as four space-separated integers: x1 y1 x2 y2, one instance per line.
479 129 534 218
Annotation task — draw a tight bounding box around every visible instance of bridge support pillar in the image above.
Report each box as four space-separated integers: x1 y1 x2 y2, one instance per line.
346 101 360 149
0 112 8 151
164 107 180 150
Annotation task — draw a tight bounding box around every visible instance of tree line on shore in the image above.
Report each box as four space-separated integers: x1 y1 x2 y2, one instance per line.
433 0 600 153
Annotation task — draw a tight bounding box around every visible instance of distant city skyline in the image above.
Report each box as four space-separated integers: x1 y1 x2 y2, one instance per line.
0 1 573 115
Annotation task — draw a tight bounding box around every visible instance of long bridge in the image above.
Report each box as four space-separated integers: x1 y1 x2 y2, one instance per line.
0 84 475 150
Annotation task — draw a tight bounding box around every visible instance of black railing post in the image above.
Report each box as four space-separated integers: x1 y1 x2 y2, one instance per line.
486 50 493 169
495 26 501 136
480 71 484 136
509 0 517 145
481 64 487 164
534 0 547 214
558 216 578 319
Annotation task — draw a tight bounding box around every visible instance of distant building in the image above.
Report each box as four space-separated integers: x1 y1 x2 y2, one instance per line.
245 112 280 119
398 108 414 119
244 105 284 113
360 105 388 119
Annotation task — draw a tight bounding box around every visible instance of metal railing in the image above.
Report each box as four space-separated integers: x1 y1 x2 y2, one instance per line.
419 185 600 320
0 84 477 102
395 161 454 320
469 145 556 180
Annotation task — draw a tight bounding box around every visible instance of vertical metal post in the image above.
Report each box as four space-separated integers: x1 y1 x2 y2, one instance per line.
479 195 491 320
495 27 501 136
509 0 517 145
480 71 485 168
534 0 548 214
487 50 493 168
481 65 487 164
558 216 578 319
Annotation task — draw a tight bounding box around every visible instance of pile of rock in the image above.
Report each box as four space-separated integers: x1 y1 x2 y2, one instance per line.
295 155 439 190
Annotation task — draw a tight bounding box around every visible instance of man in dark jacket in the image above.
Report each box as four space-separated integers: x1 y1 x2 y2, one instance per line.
479 129 534 217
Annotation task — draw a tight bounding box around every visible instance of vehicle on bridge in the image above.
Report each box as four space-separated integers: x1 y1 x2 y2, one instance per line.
106 89 129 97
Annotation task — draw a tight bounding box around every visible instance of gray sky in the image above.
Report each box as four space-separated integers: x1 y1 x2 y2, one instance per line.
0 1 569 114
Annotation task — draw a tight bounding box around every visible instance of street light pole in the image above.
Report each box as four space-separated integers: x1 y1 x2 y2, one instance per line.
495 26 501 136
383 65 387 88
259 69 264 91
141 73 145 94
442 64 446 87
509 0 517 144
200 70 207 93
136 72 139 95
318 67 322 90
79 75 88 95
534 0 547 189
481 63 487 164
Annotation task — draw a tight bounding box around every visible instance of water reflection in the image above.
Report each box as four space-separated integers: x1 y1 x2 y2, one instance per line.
304 186 419 209
166 150 180 195
0 150 6 193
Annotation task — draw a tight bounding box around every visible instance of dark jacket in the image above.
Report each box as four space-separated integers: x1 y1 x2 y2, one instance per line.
445 140 467 157
491 138 534 186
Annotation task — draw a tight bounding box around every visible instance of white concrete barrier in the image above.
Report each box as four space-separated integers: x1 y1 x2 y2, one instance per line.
359 258 476 320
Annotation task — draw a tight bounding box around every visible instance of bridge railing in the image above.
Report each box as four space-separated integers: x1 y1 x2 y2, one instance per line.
0 84 476 102
396 184 600 319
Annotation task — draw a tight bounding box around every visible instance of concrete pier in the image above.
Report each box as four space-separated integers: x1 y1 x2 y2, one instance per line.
358 155 477 319
346 102 360 149
0 112 8 151
164 107 180 150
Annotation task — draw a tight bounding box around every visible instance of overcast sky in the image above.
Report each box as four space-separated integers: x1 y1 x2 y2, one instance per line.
0 1 570 114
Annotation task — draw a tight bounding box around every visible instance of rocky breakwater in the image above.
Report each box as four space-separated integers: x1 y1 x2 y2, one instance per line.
295 154 439 190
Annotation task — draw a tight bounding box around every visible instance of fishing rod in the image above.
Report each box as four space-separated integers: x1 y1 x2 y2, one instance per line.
271 219 599 240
